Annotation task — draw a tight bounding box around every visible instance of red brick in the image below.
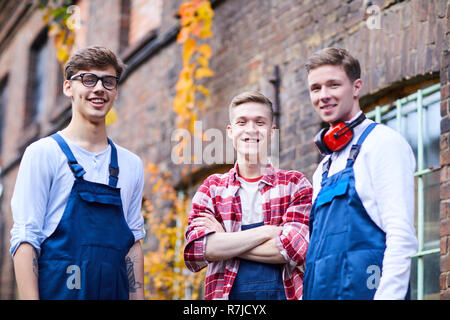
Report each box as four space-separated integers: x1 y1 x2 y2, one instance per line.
442 254 450 273
441 236 448 254
442 100 448 117
440 273 447 290
442 218 450 237
441 149 450 167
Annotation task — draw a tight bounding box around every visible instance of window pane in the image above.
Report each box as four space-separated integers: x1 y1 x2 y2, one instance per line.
423 171 440 250
34 42 48 121
410 257 417 299
423 98 440 169
409 253 440 300
423 253 440 300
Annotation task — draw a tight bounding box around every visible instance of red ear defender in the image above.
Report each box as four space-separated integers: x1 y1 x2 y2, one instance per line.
314 113 366 155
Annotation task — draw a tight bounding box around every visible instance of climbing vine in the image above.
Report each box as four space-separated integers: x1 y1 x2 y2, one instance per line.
39 0 75 65
143 0 214 299
142 164 205 299
173 0 214 159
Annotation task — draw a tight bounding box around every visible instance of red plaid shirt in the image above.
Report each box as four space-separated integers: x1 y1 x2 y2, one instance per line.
184 163 312 300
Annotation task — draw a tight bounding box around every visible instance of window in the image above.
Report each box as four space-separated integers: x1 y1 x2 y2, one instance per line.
366 83 441 300
129 0 162 45
119 0 162 52
25 29 48 127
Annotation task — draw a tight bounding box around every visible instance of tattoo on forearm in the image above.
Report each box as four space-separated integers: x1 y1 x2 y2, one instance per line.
32 251 38 278
125 256 142 293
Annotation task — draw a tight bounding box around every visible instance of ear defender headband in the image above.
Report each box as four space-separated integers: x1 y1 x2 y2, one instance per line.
314 112 366 155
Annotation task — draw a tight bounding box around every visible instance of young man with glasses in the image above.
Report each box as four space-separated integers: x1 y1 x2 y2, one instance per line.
10 46 145 300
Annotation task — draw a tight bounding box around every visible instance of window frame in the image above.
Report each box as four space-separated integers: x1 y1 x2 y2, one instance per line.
365 83 441 300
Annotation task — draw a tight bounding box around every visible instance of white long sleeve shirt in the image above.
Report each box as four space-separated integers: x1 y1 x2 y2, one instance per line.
312 113 418 300
10 132 145 257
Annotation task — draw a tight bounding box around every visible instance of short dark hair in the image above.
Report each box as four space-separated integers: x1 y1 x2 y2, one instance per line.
64 46 126 80
305 47 361 82
229 91 274 123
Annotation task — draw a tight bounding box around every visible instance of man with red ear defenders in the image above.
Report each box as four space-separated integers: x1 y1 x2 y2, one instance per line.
302 47 417 300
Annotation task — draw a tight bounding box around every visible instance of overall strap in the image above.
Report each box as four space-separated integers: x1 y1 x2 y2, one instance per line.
321 156 332 181
51 133 86 179
107 138 119 188
345 123 378 168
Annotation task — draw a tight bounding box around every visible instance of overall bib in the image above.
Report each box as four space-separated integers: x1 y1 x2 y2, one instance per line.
38 133 135 300
303 123 386 300
229 222 286 300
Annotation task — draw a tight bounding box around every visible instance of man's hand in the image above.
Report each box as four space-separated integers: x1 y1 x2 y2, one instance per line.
191 213 225 233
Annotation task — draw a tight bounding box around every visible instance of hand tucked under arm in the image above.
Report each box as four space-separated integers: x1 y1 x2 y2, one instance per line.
238 236 287 264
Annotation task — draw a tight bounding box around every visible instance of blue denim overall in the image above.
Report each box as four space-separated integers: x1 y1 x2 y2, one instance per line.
229 222 286 300
38 133 135 300
303 123 387 300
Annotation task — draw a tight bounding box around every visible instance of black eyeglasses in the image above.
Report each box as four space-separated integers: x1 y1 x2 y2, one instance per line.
69 73 119 90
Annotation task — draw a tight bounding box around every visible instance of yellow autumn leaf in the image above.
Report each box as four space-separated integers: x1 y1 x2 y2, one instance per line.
182 38 196 65
196 55 208 67
199 25 213 39
197 1 214 20
177 25 191 43
105 108 118 125
196 85 210 97
56 47 70 64
197 44 212 59
194 67 214 79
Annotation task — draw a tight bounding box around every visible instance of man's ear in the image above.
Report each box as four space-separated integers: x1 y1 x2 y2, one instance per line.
353 78 363 98
270 124 276 138
63 80 73 98
226 124 233 139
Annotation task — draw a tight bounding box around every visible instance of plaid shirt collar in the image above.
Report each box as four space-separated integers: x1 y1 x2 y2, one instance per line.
228 161 276 188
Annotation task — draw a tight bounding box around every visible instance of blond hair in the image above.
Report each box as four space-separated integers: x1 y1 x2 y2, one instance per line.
228 91 273 123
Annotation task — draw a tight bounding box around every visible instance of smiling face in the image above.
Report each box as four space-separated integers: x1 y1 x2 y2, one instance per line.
227 102 275 165
307 64 362 125
63 66 118 125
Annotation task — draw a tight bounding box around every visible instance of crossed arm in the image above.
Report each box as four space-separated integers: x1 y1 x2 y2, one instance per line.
191 213 288 264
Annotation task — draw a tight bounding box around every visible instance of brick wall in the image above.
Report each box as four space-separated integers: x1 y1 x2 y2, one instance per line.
439 20 450 299
0 0 448 299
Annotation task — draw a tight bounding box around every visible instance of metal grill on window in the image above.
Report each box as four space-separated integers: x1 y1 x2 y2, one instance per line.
366 83 441 300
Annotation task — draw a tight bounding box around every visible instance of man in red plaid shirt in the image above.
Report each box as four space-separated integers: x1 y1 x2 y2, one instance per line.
184 91 312 300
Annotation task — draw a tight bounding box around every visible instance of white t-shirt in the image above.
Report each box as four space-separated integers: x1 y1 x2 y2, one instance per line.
237 176 263 225
312 113 418 300
10 132 145 257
